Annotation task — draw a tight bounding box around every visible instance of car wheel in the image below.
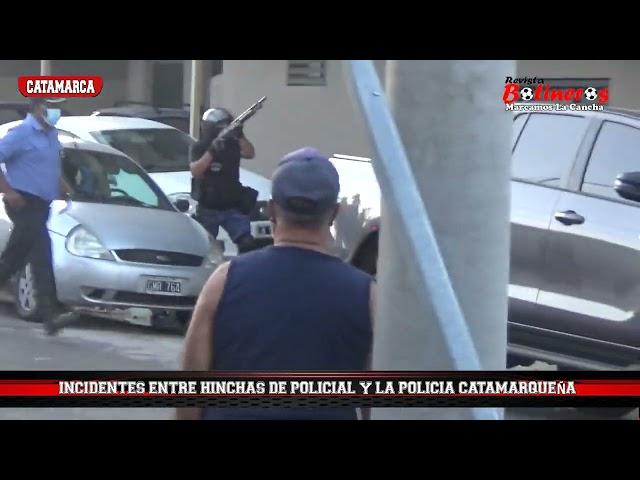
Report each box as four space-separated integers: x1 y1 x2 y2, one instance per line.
176 311 191 334
14 262 57 322
506 354 534 369
576 407 637 418
556 366 636 418
151 310 189 334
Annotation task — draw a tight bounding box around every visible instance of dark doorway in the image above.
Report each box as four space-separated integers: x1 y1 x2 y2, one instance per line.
152 63 184 108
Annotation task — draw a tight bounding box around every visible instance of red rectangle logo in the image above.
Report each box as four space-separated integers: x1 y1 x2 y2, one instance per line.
18 76 103 98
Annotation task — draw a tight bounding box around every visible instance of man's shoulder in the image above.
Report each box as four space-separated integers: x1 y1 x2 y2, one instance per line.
5 121 31 138
338 259 374 282
229 247 271 265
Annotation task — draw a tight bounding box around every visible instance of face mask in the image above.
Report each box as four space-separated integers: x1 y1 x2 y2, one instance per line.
45 108 61 126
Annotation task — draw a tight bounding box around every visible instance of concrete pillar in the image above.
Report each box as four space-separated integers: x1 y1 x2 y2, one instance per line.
189 60 205 138
127 60 150 103
372 60 514 419
40 60 52 75
374 61 387 88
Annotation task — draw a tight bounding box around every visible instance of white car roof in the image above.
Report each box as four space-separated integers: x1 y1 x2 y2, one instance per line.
56 115 177 135
0 120 136 158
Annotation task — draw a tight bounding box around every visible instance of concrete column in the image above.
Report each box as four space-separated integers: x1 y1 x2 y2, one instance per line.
40 60 52 75
127 60 150 103
372 60 514 419
189 60 205 138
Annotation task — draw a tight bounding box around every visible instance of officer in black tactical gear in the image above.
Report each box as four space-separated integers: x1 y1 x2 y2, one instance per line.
190 108 257 253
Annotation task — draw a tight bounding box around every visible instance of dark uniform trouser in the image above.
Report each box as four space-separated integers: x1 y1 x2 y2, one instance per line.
0 191 59 322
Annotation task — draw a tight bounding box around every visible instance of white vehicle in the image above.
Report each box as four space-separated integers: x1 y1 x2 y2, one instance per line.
46 116 274 256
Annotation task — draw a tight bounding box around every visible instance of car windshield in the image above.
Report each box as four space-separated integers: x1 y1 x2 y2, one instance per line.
62 149 171 210
90 128 194 173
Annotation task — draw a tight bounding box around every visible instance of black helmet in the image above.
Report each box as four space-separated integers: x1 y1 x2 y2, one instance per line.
202 108 233 127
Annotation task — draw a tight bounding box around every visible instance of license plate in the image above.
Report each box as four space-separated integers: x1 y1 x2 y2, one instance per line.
145 279 182 295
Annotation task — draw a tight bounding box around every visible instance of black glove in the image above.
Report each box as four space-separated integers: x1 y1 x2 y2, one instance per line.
208 137 224 154
231 125 244 139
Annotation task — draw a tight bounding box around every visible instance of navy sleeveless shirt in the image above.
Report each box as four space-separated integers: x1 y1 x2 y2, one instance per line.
203 245 373 420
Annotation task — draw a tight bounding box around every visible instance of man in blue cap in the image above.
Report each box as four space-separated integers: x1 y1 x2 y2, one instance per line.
179 147 375 420
0 98 64 333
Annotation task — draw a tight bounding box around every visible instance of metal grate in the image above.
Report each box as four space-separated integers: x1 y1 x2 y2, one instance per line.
287 60 326 86
114 249 203 267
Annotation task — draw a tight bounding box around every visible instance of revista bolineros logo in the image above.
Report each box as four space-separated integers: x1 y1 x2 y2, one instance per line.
503 76 609 112
17 76 103 98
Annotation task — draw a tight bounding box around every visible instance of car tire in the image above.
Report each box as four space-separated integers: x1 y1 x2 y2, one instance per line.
556 366 636 418
14 262 60 322
507 354 534 369
176 311 191 334
576 407 637 418
151 310 190 334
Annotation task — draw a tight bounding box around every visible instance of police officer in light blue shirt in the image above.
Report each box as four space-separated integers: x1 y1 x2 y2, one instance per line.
0 98 64 333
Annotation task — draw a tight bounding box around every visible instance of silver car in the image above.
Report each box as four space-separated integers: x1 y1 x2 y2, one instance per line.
0 131 222 328
331 108 640 374
53 116 274 256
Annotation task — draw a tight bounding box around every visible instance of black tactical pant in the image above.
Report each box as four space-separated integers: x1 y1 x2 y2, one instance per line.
0 191 58 322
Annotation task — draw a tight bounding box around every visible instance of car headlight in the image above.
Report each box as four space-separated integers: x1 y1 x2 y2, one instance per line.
204 236 225 267
66 226 114 260
168 193 197 216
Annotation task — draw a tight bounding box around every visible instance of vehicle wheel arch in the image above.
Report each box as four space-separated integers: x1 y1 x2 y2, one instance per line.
349 228 379 276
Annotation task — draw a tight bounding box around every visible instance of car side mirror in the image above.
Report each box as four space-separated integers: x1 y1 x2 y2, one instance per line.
614 172 640 203
174 199 190 213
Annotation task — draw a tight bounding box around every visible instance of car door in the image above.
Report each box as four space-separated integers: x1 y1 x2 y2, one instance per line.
509 112 591 334
537 119 640 360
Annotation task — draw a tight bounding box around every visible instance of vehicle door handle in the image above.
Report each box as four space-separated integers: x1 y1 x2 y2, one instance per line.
554 210 585 226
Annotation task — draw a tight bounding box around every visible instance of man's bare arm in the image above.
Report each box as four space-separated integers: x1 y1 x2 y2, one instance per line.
176 261 230 420
239 137 255 159
190 150 214 179
0 173 25 209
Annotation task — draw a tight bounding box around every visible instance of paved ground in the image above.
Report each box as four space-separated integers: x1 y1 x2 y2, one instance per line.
0 302 177 420
0 300 636 420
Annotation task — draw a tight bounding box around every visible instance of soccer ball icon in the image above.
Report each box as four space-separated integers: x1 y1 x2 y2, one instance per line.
584 87 598 101
520 87 534 101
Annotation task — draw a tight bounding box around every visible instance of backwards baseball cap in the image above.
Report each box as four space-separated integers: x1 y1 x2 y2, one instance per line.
271 147 340 215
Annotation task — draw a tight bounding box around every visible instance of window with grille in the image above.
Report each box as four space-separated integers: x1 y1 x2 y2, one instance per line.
287 60 327 86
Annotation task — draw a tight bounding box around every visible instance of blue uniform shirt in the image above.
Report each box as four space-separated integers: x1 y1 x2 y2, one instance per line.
0 114 61 202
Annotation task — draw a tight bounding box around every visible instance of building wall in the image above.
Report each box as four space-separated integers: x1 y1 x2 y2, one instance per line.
517 60 640 108
219 60 375 177
0 60 128 115
0 60 41 102
51 60 128 114
2 59 640 176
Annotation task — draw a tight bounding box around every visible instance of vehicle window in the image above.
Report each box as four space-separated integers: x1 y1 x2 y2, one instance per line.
512 114 527 148
582 121 640 199
90 128 194 173
511 114 588 187
62 149 170 210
